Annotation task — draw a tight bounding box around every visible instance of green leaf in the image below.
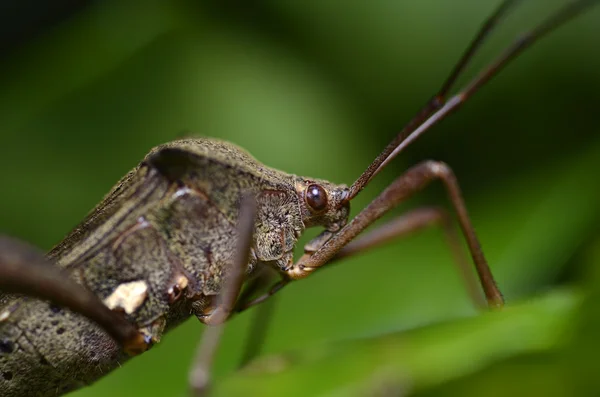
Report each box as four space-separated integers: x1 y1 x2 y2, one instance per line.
208 290 580 397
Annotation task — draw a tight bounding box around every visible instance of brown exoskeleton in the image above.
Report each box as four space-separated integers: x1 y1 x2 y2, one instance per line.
1 1 598 396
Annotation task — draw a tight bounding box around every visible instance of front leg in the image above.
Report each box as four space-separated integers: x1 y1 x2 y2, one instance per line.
291 160 504 308
236 161 503 312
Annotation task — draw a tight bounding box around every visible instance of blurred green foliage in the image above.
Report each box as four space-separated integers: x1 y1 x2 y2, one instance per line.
0 1 599 396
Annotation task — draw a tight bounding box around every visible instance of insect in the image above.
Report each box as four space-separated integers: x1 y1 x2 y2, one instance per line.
1 1 599 396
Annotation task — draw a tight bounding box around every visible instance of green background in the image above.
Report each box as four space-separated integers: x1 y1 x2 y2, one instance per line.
1 1 599 396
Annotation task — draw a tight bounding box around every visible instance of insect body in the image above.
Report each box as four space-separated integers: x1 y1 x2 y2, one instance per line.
1 1 598 396
0 138 350 396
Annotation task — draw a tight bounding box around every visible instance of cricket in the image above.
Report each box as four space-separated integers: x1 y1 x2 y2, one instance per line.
1 0 598 396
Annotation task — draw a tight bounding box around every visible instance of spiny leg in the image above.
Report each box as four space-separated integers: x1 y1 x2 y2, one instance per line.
191 0 600 376
309 0 600 305
330 206 486 309
234 0 600 316
188 194 257 396
290 161 503 307
235 204 488 314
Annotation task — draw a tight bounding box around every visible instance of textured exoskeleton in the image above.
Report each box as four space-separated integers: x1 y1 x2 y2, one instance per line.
3 1 594 394
0 138 349 396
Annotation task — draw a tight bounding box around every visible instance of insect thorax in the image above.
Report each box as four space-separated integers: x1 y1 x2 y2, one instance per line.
0 137 351 396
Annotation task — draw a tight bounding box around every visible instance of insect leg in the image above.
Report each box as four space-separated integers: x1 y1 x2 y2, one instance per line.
329 206 486 309
233 278 287 314
236 268 280 367
0 235 148 355
234 206 486 313
188 194 257 396
236 266 279 309
292 161 503 308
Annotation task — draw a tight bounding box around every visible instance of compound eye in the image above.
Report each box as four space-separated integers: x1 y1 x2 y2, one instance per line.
305 184 328 212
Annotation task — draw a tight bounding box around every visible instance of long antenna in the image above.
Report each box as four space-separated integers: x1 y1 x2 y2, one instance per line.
348 0 600 200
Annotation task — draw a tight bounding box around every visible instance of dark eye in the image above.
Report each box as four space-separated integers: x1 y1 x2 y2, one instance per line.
305 184 328 212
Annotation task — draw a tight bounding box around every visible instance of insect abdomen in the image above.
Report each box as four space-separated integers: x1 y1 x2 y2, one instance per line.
0 138 298 396
0 160 245 396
